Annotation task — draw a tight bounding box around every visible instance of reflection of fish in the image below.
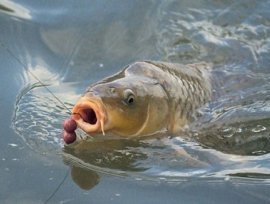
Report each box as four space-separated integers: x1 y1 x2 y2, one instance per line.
72 61 211 137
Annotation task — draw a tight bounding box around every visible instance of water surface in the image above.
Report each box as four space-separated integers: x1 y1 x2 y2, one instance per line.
1 0 270 203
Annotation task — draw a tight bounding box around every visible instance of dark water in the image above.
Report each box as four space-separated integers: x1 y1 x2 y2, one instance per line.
1 0 270 203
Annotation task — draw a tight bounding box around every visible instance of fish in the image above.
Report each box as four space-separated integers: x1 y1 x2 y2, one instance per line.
71 61 212 138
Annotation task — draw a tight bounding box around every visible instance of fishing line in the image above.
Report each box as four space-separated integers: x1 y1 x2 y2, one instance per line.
43 168 70 204
0 41 74 203
0 41 72 114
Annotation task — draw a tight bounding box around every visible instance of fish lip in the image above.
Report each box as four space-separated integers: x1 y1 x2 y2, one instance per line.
72 96 106 135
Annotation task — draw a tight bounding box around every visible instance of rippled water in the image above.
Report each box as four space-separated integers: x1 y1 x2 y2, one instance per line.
13 0 270 177
2 0 270 203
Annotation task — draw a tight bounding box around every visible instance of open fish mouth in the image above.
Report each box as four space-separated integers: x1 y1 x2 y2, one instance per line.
72 96 106 135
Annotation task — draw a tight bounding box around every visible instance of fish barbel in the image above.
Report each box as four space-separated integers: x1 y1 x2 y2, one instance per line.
71 61 211 137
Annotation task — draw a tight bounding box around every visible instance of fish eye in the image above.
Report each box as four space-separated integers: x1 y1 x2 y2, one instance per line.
123 89 135 105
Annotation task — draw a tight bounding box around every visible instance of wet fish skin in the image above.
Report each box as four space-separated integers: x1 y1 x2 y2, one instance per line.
73 61 212 137
139 61 212 133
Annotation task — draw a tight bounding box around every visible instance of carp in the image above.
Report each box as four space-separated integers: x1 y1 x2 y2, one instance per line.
63 61 211 142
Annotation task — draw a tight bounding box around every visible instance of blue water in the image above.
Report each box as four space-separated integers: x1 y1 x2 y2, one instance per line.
1 0 270 203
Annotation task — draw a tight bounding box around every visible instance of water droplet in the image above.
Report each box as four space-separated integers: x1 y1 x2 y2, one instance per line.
159 177 167 182
235 128 242 133
223 133 233 138
222 127 232 133
221 127 234 138
224 176 230 181
251 125 266 133
8 143 18 147
252 150 267 155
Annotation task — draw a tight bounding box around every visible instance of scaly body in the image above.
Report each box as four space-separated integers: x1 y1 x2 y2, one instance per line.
71 61 211 137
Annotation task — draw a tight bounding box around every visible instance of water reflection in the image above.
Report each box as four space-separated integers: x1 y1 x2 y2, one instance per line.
71 166 100 190
62 160 100 190
61 134 270 190
63 139 148 172
62 139 148 190
0 0 31 20
5 0 270 196
61 137 207 190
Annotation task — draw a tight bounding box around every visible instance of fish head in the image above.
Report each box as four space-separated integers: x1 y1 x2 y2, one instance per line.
72 76 169 137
